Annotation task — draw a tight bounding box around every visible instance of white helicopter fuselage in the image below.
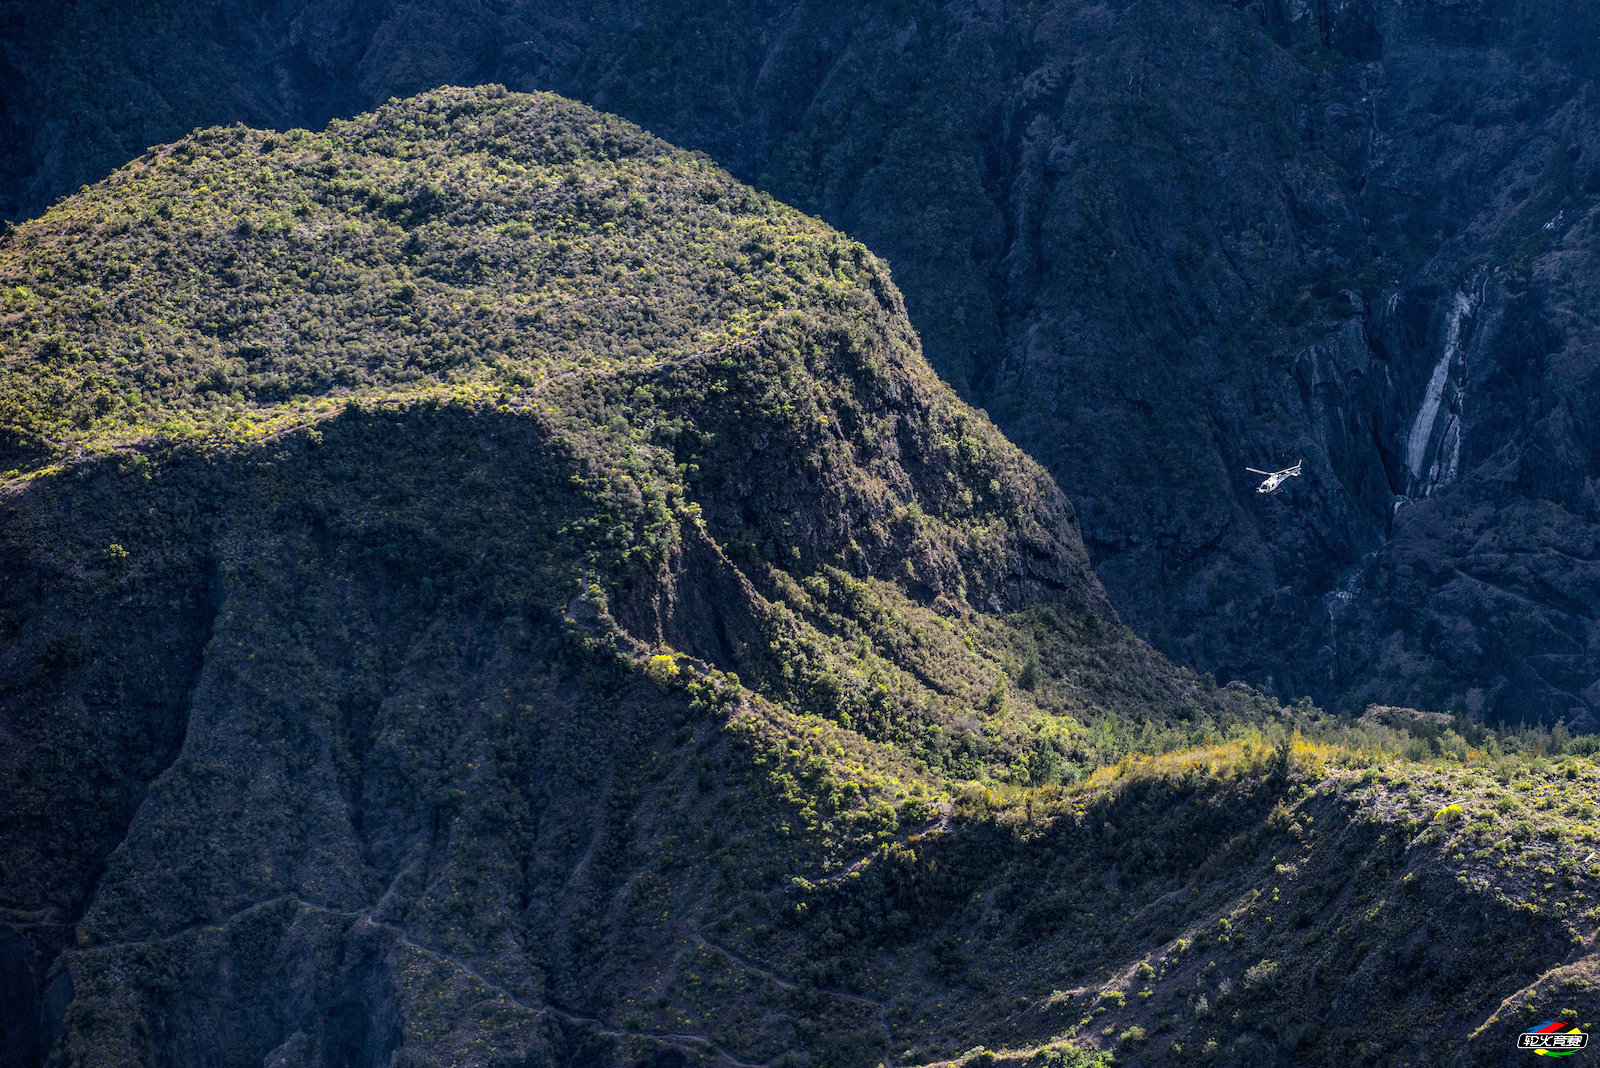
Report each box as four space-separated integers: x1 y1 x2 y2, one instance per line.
1247 460 1302 494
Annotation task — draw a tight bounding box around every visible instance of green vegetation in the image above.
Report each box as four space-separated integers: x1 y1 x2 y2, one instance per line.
1 85 870 473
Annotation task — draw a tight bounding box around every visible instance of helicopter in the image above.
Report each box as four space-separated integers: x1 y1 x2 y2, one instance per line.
1246 459 1302 494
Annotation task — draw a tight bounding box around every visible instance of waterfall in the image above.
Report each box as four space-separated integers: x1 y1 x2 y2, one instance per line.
1403 287 1478 497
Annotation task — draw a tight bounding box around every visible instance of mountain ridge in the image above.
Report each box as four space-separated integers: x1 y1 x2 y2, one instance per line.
0 87 1189 1066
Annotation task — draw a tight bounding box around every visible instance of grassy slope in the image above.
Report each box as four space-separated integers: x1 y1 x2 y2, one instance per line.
0 87 1595 1068
817 732 1600 1066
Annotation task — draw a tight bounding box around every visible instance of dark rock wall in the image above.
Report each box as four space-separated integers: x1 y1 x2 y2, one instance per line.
5 0 1600 723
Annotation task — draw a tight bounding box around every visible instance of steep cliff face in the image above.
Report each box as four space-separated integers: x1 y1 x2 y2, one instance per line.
5 0 1597 725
